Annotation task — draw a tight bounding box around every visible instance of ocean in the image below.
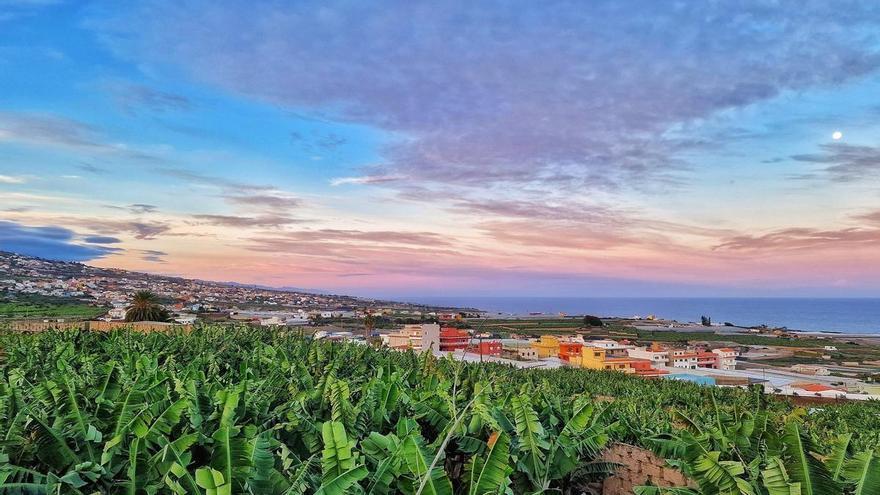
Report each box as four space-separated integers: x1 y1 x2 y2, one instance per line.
399 297 880 334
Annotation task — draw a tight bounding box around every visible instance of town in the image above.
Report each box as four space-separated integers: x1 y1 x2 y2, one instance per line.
3 250 880 402
356 322 880 401
0 251 467 325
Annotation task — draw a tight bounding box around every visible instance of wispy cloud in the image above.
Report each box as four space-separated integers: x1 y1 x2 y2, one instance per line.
855 210 880 225
330 175 403 186
59 217 172 240
104 203 159 214
224 194 301 210
791 143 880 182
83 235 122 244
0 111 157 160
0 220 121 262
191 213 303 227
0 174 26 184
714 227 880 252
139 249 167 263
104 80 192 114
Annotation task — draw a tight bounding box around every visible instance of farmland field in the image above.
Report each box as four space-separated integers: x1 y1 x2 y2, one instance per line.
0 296 106 320
0 326 877 494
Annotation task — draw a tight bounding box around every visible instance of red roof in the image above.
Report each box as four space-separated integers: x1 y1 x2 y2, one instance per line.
798 384 841 393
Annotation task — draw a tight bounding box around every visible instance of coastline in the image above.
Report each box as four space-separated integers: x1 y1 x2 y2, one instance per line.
406 296 880 335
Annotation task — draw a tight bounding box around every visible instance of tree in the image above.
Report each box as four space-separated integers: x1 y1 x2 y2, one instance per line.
583 315 603 327
125 290 170 322
700 315 712 326
363 312 376 340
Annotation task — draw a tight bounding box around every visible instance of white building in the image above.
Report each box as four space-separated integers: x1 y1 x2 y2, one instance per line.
285 315 310 326
823 345 838 351
107 308 126 320
711 348 738 370
627 344 669 366
384 323 440 352
669 350 699 369
174 314 197 324
791 364 831 376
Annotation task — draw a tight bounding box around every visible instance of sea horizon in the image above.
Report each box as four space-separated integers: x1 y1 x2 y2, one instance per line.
397 296 880 334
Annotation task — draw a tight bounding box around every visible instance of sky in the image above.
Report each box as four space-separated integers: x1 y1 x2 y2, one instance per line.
2 1 880 298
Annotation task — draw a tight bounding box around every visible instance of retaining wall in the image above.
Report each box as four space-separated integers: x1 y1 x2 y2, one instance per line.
599 443 693 495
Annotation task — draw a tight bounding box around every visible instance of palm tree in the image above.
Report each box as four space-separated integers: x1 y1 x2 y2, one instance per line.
124 290 170 322
363 311 376 340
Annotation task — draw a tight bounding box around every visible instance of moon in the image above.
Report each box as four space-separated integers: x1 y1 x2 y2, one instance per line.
832 131 843 140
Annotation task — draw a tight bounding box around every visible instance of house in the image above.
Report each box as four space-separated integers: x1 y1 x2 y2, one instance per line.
106 307 126 321
558 342 583 362
579 347 632 373
475 340 502 357
791 364 831 376
533 336 560 358
669 350 699 369
711 348 738 370
626 358 669 377
517 347 538 360
385 323 440 352
696 351 719 369
586 339 634 358
785 383 846 399
502 342 538 361
439 327 470 351
174 314 198 325
577 347 667 377
285 315 310 326
823 345 838 351
627 343 669 366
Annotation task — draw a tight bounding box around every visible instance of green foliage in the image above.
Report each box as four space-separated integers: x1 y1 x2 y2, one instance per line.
124 290 170 322
583 315 604 327
0 294 105 320
0 326 875 494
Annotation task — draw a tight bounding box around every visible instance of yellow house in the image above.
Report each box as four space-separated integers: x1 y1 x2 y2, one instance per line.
533 336 560 358
577 347 633 373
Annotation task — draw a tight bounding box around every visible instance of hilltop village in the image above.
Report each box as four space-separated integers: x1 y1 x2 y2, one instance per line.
0 251 466 323
3 251 880 402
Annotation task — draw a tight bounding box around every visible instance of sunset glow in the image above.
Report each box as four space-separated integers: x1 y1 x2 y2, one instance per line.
3 2 880 297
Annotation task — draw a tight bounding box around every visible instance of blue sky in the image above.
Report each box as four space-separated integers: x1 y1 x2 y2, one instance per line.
2 1 880 297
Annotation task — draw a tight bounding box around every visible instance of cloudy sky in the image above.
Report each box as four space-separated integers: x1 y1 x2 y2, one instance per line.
2 1 880 297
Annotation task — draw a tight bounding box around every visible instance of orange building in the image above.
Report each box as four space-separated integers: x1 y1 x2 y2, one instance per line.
627 358 669 377
696 351 719 369
439 327 470 351
558 342 583 362
476 340 502 356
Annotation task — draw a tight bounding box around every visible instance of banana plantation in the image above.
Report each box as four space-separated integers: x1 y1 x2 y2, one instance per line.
0 326 877 494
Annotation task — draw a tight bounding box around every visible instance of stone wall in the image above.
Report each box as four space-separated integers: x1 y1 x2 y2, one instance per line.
6 320 191 333
5 320 87 332
599 443 693 495
87 321 192 332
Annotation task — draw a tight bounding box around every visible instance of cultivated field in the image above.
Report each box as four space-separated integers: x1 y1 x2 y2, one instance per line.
0 326 877 493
